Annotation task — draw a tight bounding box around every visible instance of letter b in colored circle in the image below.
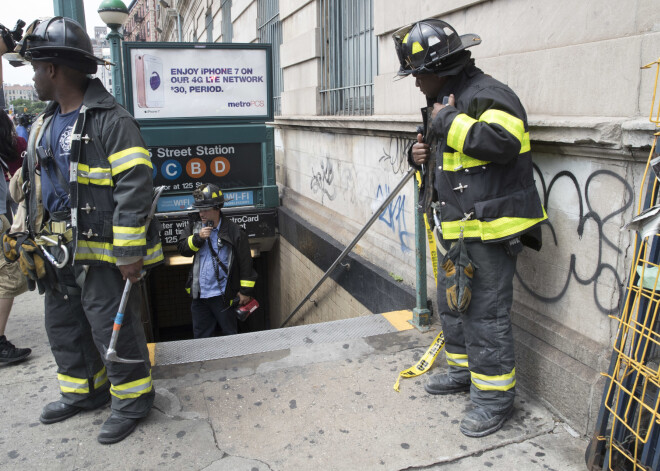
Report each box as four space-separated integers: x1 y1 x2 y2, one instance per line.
186 158 207 178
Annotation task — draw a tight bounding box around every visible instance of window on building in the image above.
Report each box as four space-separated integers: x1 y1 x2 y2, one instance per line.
206 8 213 42
221 0 232 43
319 0 377 115
257 0 283 115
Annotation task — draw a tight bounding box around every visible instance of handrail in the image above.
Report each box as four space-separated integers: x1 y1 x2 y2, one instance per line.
280 167 415 327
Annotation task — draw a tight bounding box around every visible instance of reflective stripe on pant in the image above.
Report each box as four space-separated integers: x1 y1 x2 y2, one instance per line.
437 240 517 412
82 265 154 418
45 262 110 409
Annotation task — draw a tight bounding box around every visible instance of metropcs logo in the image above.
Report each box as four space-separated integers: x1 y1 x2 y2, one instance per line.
228 100 265 108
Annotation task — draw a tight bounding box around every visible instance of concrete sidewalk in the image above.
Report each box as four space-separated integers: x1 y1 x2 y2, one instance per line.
1 290 588 470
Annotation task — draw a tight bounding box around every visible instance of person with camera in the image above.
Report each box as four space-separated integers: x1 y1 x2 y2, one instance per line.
5 17 163 444
177 183 257 338
393 19 547 437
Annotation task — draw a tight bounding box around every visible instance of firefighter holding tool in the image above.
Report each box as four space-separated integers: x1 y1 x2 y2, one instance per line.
392 18 547 437
2 17 163 444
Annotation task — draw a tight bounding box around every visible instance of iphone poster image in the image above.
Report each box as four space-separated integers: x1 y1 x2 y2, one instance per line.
135 53 164 109
129 48 269 119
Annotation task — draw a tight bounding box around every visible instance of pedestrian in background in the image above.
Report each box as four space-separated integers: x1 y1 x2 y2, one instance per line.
0 108 29 363
393 18 546 437
0 108 25 220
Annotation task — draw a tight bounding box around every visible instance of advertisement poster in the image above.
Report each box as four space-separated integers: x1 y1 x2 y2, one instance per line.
128 46 270 120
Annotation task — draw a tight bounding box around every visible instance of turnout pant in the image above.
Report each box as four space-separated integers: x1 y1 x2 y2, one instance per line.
437 241 517 413
45 257 154 418
191 296 237 338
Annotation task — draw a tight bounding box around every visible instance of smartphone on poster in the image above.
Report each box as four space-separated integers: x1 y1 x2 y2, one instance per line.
135 53 164 108
135 54 146 108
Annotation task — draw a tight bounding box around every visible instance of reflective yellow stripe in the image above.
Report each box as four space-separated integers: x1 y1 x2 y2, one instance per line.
110 372 153 399
241 280 255 288
77 163 113 186
521 132 530 153
441 207 547 241
57 373 89 394
94 367 108 389
443 131 530 172
446 110 530 158
479 109 525 143
412 41 423 54
107 147 152 176
471 368 516 391
446 351 469 368
113 225 147 247
144 243 164 266
75 241 164 265
187 235 199 252
446 114 477 153
443 152 490 171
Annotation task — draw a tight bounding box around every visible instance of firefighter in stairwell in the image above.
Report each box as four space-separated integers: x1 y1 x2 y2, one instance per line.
393 18 547 437
6 17 163 444
177 183 257 338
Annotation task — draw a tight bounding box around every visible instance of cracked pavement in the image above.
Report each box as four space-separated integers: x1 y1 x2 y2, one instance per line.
1 290 587 470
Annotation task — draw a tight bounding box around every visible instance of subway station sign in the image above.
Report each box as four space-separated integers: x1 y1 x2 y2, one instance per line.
149 142 262 190
123 42 273 123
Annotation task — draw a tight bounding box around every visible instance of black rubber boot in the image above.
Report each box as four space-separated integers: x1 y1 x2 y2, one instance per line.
459 405 514 437
424 373 470 395
98 413 139 445
40 401 82 424
0 335 31 364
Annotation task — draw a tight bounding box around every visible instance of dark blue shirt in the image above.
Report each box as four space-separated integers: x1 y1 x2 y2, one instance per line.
40 106 80 214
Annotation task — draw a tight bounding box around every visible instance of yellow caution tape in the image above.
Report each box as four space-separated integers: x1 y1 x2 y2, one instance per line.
424 212 438 283
393 330 445 392
415 170 439 283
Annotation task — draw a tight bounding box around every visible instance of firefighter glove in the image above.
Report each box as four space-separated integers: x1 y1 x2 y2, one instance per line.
441 238 475 313
18 237 46 281
2 232 20 263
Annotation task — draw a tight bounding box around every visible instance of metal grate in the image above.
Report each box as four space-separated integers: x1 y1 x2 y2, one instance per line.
590 58 660 471
318 0 377 116
257 0 283 115
154 314 397 365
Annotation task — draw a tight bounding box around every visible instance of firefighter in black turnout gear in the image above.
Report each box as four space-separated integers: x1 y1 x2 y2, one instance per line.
177 183 257 338
8 17 163 444
393 19 547 437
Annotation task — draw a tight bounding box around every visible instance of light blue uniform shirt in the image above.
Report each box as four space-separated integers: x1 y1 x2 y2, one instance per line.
198 218 231 299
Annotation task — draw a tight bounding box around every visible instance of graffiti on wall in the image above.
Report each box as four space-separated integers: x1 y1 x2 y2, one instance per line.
310 156 336 203
517 166 634 315
376 184 414 253
379 136 411 175
376 137 416 252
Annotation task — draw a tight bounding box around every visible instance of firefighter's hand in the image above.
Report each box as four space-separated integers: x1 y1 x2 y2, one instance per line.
199 226 212 240
411 133 430 166
119 259 144 283
431 94 455 120
238 292 252 306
